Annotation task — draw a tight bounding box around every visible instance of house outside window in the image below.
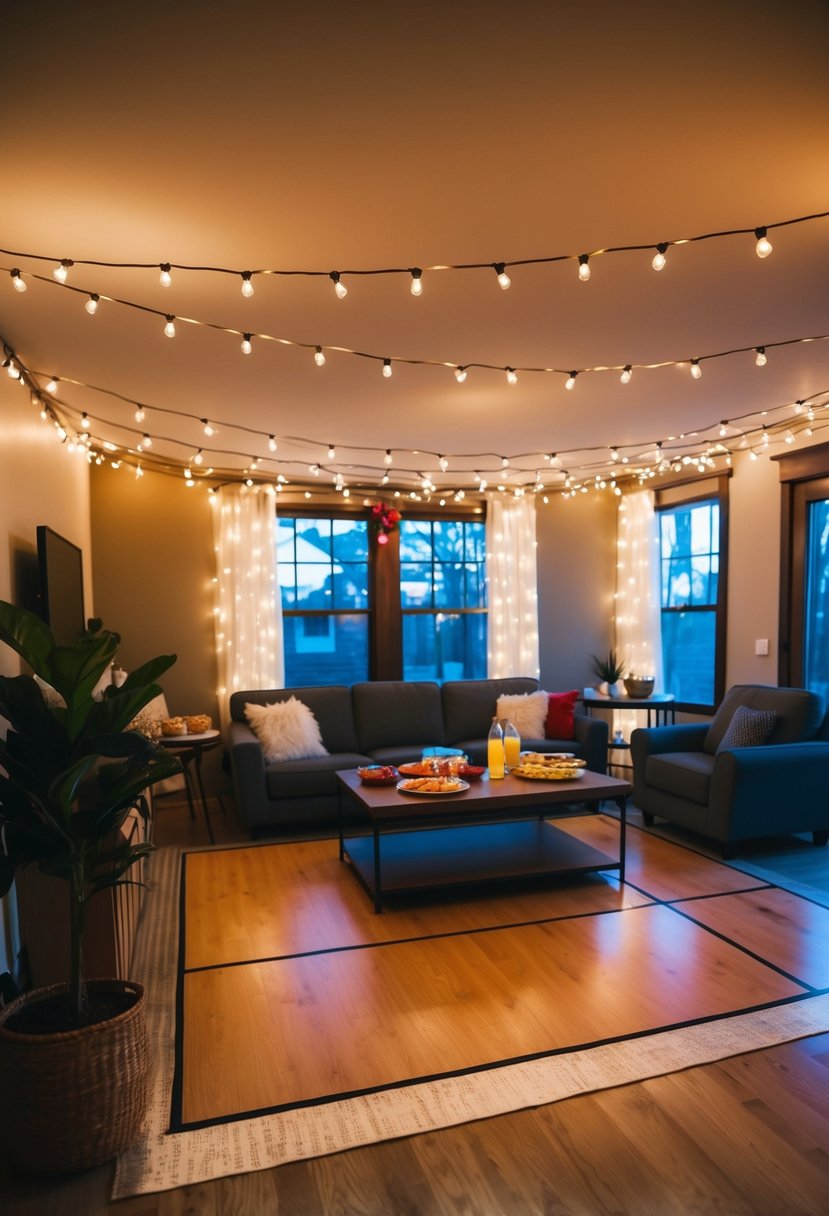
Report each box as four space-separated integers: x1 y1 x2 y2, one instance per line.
656 478 728 711
277 510 487 686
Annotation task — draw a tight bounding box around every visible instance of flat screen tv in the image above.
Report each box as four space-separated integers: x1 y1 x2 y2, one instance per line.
36 526 86 645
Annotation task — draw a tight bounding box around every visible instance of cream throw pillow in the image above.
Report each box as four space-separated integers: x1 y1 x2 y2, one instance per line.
244 697 328 762
495 691 549 739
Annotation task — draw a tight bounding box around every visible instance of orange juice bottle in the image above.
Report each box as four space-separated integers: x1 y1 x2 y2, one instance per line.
502 719 521 771
487 719 505 779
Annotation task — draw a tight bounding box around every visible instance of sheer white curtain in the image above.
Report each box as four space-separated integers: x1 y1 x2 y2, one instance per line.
614 489 663 740
210 483 283 731
485 493 540 678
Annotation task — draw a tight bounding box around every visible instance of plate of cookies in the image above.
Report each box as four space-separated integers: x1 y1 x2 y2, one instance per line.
512 757 586 781
396 776 470 796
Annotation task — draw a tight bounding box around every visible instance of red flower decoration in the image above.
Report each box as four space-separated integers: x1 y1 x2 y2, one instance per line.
370 501 401 543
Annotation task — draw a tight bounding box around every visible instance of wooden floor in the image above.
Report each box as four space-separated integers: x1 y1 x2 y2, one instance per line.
4 797 829 1214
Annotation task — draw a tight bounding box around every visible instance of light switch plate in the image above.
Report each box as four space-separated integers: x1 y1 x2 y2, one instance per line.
754 638 770 656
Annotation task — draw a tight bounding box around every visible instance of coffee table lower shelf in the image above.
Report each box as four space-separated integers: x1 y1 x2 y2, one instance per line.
342 818 620 910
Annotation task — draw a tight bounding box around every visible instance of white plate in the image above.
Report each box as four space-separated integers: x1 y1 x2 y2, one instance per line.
396 779 470 796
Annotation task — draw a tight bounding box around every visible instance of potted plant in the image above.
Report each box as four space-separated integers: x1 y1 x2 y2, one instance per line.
0 600 181 1174
590 649 626 696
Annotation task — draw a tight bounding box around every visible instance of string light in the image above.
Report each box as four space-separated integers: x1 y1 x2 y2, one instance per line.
384 449 393 465
141 433 152 448
410 268 423 296
134 406 145 423
193 449 204 465
330 271 347 299
565 371 577 390
719 421 728 437
382 358 392 378
755 346 767 367
240 271 254 297
455 366 467 383
652 243 668 271
314 345 326 367
327 444 336 460
620 365 632 384
493 262 511 290
159 263 172 287
81 412 90 429
438 455 449 472
164 315 176 338
85 293 99 315
10 269 26 292
690 359 702 379
53 259 72 283
46 376 58 393
268 435 278 452
754 227 773 258
577 254 591 282
241 333 252 354
501 456 510 468
203 419 215 436
506 367 518 385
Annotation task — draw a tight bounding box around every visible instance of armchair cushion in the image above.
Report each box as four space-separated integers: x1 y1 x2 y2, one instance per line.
715 705 777 753
703 685 823 754
646 751 715 805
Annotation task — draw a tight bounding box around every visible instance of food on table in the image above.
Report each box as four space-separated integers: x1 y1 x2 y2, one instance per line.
185 714 212 733
160 716 188 736
398 776 464 793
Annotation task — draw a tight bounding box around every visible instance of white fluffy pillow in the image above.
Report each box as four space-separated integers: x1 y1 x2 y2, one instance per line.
244 697 328 762
495 691 549 739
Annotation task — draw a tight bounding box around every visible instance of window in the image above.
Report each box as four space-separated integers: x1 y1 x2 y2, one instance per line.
656 480 728 711
276 510 487 686
277 516 369 685
776 444 829 698
399 518 487 682
803 494 829 703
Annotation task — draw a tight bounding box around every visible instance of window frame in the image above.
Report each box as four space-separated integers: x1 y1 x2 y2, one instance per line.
654 474 730 713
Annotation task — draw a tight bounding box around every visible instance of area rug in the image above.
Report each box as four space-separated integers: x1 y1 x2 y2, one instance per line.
112 831 829 1199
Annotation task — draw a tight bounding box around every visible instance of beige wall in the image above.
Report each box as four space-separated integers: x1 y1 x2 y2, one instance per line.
726 451 782 685
0 374 92 978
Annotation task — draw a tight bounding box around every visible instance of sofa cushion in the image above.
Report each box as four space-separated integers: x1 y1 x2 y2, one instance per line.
245 697 328 762
441 677 539 743
265 753 369 800
716 705 777 753
703 685 825 754
496 691 548 738
231 686 361 753
545 690 579 740
646 751 715 805
352 681 444 752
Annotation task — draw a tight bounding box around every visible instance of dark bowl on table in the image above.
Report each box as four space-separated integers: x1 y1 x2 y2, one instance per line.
457 764 486 780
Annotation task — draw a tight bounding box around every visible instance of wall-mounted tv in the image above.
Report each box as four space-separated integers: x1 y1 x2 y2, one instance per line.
36 526 86 645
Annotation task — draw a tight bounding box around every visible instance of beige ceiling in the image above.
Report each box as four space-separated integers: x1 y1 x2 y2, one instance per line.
2 0 829 498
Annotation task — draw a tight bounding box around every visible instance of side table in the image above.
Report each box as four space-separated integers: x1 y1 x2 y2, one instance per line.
158 729 225 843
581 692 676 774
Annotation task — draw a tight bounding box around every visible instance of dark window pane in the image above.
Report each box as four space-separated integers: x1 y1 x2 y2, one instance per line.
400 562 433 607
283 614 368 685
402 612 487 682
432 521 464 562
333 563 368 609
661 610 716 704
805 497 829 704
434 562 466 609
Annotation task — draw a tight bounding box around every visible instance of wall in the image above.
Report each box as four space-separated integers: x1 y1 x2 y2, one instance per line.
726 451 782 685
0 374 93 980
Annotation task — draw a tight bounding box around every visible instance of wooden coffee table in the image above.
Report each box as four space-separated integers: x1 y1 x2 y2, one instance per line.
336 768 630 912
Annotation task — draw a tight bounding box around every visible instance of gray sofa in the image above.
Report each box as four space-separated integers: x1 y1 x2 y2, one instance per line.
228 677 608 830
630 683 829 856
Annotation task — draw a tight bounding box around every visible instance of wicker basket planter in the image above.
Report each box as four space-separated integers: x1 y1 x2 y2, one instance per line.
0 978 150 1174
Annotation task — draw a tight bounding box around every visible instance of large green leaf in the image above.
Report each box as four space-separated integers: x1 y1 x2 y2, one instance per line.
0 601 57 677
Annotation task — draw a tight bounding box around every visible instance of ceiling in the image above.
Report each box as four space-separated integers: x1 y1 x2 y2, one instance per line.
2 0 829 500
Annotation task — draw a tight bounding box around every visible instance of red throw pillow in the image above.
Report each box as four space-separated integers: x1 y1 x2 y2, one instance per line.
545 690 579 740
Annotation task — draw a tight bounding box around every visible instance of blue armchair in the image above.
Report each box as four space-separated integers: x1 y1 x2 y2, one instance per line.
630 684 829 857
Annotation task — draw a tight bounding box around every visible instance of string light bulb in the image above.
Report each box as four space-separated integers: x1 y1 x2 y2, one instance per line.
506 367 518 385
578 254 591 282
193 449 204 465
719 421 728 437
690 359 702 379
493 262 511 290
202 419 215 437
439 455 449 472
164 315 176 338
241 333 252 355
314 345 326 367
268 435 278 452
80 412 91 429
620 365 632 384
755 346 767 367
384 449 393 465
754 227 773 258
46 376 58 394
652 243 668 271
10 268 26 293
159 263 172 287
330 271 347 299
53 259 73 283
240 271 254 297
134 406 145 423
382 358 392 378
454 366 467 383
410 268 423 296
565 371 577 390
501 455 510 468
327 444 336 460
85 293 99 315
141 433 152 448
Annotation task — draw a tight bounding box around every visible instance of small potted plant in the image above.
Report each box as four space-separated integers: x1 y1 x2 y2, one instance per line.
590 649 626 696
0 600 181 1174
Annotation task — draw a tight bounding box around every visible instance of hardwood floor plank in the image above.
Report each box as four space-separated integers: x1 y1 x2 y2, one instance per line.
181 904 801 1124
676 887 829 988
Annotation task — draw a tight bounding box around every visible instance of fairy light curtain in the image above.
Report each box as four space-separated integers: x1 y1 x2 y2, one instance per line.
210 483 283 731
485 493 540 679
613 489 664 741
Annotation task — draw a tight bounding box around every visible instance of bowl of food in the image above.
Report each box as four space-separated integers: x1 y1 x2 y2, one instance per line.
357 764 399 786
456 763 486 780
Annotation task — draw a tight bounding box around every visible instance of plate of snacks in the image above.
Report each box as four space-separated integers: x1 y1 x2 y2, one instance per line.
397 761 439 776
161 716 188 737
512 761 585 781
357 765 399 786
456 764 486 780
396 776 470 795
186 714 212 734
